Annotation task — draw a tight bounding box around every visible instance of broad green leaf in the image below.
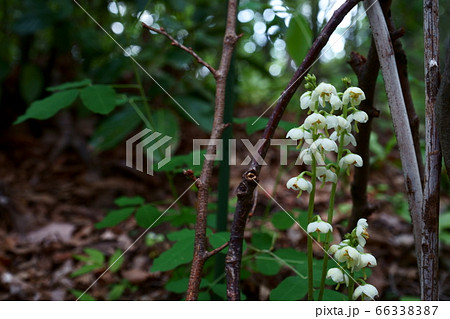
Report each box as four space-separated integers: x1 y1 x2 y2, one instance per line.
285 14 312 65
90 107 141 152
80 85 117 114
71 264 102 277
165 278 189 293
197 291 211 301
165 206 196 227
251 232 273 250
314 289 348 301
14 89 79 124
108 250 124 273
167 229 195 241
254 253 282 276
151 237 194 272
147 109 180 163
274 248 308 269
272 211 294 230
108 284 126 301
70 289 96 301
114 196 145 207
47 79 92 92
155 150 206 174
84 248 105 265
176 96 214 132
211 284 227 300
270 276 308 301
95 207 135 229
135 204 162 228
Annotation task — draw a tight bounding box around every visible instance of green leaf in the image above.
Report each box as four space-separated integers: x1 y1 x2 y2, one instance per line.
254 253 282 276
285 13 312 65
148 109 180 163
209 232 230 254
114 196 145 207
167 229 195 241
70 289 96 301
151 231 195 272
274 248 307 269
71 264 102 277
47 79 92 92
90 106 141 152
197 291 211 301
155 150 206 174
95 207 135 229
251 232 273 250
108 250 124 273
165 278 189 293
108 284 126 301
270 276 308 301
211 283 227 300
135 204 162 228
84 248 105 265
272 211 294 230
176 96 214 132
14 89 79 124
165 206 196 227
314 289 348 301
80 85 117 114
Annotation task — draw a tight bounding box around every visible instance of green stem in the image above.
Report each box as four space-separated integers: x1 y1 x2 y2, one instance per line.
348 272 355 300
307 155 317 300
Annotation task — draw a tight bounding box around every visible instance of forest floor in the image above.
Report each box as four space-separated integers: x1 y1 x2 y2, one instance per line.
1 111 450 301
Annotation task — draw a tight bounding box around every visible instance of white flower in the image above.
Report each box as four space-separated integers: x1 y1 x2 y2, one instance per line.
334 246 361 271
313 83 338 106
311 138 338 153
299 148 324 165
336 116 351 131
286 176 312 193
325 115 338 129
326 268 349 286
357 253 377 270
356 218 369 247
353 284 379 300
300 91 315 111
339 154 363 169
316 167 337 183
304 113 326 130
286 127 305 140
343 87 366 106
331 131 357 147
330 94 343 110
307 217 333 234
348 111 368 123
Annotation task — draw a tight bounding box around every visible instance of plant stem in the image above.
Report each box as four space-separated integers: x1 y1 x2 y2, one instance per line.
348 272 355 300
307 155 317 300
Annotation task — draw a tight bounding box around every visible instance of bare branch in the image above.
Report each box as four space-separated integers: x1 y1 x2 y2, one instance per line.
205 241 230 259
142 23 217 77
422 0 441 301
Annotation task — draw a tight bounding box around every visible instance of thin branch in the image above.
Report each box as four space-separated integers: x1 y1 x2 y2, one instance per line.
225 0 363 301
422 0 440 301
186 0 240 301
142 23 217 77
364 0 424 283
205 242 230 259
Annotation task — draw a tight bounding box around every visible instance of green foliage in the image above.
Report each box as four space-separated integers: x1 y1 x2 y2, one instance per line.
234 116 296 135
270 276 307 301
95 207 135 229
151 230 195 272
285 14 312 65
271 211 294 230
79 85 117 114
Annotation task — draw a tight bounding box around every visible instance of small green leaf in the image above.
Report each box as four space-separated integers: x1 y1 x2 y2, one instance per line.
95 207 135 229
165 278 189 293
167 229 195 241
314 289 348 301
254 253 282 276
197 291 211 301
108 284 126 301
251 232 273 250
71 264 102 277
135 204 162 228
70 289 96 301
80 85 117 114
84 248 105 265
270 276 308 301
47 79 92 92
272 211 294 230
151 231 195 272
114 196 145 207
108 250 124 273
211 283 227 300
14 89 79 124
285 14 312 65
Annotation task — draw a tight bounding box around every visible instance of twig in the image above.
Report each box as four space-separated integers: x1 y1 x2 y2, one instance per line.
185 0 240 301
421 0 441 301
224 0 363 300
205 242 230 259
364 0 424 283
142 23 217 77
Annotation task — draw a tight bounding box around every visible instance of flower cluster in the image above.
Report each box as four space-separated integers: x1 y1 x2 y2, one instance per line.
326 218 379 300
286 76 367 199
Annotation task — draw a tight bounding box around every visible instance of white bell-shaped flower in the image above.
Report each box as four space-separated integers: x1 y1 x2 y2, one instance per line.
286 176 312 193
300 91 315 111
331 131 357 147
343 87 366 106
307 216 333 234
334 246 361 271
316 167 337 183
336 116 351 131
330 94 343 111
326 268 349 286
357 253 377 270
348 111 368 123
311 138 338 153
286 127 305 140
339 154 363 169
298 148 324 166
356 218 369 247
325 114 338 129
352 284 379 300
313 83 338 106
304 113 326 130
